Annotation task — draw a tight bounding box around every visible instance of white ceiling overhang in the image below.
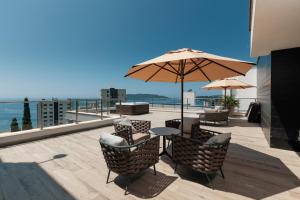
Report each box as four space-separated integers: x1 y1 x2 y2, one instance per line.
250 0 300 57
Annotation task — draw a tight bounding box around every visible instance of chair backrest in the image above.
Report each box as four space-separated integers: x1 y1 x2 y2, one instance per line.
172 134 230 173
165 118 200 137
100 136 159 176
204 110 229 121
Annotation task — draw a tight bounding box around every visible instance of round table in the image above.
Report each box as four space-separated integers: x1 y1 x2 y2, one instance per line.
149 127 181 157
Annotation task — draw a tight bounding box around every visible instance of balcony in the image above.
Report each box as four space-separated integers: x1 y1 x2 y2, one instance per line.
0 109 299 200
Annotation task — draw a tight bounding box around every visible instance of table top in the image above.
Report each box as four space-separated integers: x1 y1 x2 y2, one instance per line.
149 127 181 136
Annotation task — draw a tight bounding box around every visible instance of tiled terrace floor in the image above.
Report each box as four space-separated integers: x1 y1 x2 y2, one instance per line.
0 110 300 200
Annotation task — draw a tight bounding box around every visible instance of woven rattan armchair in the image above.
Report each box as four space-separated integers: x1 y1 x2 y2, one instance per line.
172 129 231 188
113 120 151 145
199 110 230 126
99 133 160 195
165 118 200 138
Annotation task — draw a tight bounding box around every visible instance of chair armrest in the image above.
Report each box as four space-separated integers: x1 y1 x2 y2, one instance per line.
165 119 181 129
131 120 151 133
113 129 133 145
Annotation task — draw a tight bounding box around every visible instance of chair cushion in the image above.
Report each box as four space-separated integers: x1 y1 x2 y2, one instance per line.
179 117 199 134
100 133 128 147
204 108 218 113
214 106 224 112
205 132 231 145
114 117 137 133
132 132 150 144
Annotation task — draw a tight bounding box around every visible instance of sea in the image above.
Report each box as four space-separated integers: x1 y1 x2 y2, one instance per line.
0 101 38 133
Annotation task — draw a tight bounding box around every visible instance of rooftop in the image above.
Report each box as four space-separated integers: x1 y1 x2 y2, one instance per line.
1 110 300 200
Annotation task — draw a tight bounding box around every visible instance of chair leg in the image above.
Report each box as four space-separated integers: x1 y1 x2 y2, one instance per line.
153 164 157 175
220 168 225 179
205 173 214 189
124 185 128 195
106 170 111 184
174 163 178 174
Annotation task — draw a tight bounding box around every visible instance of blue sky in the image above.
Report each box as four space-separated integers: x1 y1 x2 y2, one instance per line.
0 0 255 99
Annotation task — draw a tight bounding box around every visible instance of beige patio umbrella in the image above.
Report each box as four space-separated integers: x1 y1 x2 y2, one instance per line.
125 48 254 135
202 78 255 108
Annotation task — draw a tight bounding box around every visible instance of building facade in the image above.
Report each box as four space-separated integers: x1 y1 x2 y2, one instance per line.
250 0 300 151
101 88 126 107
183 91 196 106
230 67 257 112
37 99 72 128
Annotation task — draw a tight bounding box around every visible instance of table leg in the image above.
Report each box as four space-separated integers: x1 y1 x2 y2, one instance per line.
159 136 172 158
162 136 166 153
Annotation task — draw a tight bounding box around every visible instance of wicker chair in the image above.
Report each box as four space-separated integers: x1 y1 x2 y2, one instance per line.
113 120 151 145
165 119 200 139
172 129 231 188
199 110 230 126
165 118 200 142
99 132 160 194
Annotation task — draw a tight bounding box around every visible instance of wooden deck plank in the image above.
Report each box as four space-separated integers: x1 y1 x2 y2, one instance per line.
0 111 300 200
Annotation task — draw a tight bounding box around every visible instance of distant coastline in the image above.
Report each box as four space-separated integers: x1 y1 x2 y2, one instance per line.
126 94 168 99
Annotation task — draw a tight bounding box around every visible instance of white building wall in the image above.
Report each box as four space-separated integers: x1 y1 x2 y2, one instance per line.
225 67 257 111
183 91 195 106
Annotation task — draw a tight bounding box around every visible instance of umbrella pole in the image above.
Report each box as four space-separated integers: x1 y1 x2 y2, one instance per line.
224 88 227 109
181 73 184 136
180 60 184 136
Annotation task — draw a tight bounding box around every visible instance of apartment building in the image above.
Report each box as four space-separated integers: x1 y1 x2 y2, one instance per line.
37 99 72 127
101 88 126 106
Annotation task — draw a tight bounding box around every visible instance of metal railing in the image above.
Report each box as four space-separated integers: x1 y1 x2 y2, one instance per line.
0 96 256 133
0 98 118 133
127 97 257 112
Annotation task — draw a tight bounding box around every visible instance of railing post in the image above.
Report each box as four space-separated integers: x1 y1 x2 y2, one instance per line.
40 102 44 130
107 101 109 116
100 99 103 120
119 100 122 117
85 99 88 113
95 99 98 114
76 99 79 124
174 99 176 109
186 99 189 109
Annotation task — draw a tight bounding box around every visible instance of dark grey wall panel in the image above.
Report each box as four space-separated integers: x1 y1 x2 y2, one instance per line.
257 55 271 145
271 47 300 150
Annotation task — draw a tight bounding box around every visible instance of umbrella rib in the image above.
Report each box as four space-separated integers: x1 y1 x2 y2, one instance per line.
198 67 211 82
185 59 212 76
166 62 180 74
182 59 187 73
145 63 168 82
185 59 206 75
153 63 178 75
124 64 152 77
204 58 246 76
189 59 211 81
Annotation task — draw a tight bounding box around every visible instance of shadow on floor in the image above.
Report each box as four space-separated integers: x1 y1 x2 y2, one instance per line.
227 118 260 128
0 161 76 200
201 118 260 128
162 143 300 200
114 169 177 198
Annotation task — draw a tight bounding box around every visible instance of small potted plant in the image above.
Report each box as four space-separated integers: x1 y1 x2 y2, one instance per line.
223 96 239 116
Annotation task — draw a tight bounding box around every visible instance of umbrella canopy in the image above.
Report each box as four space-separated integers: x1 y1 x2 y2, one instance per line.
202 78 255 90
202 78 255 108
125 48 253 82
125 48 255 134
